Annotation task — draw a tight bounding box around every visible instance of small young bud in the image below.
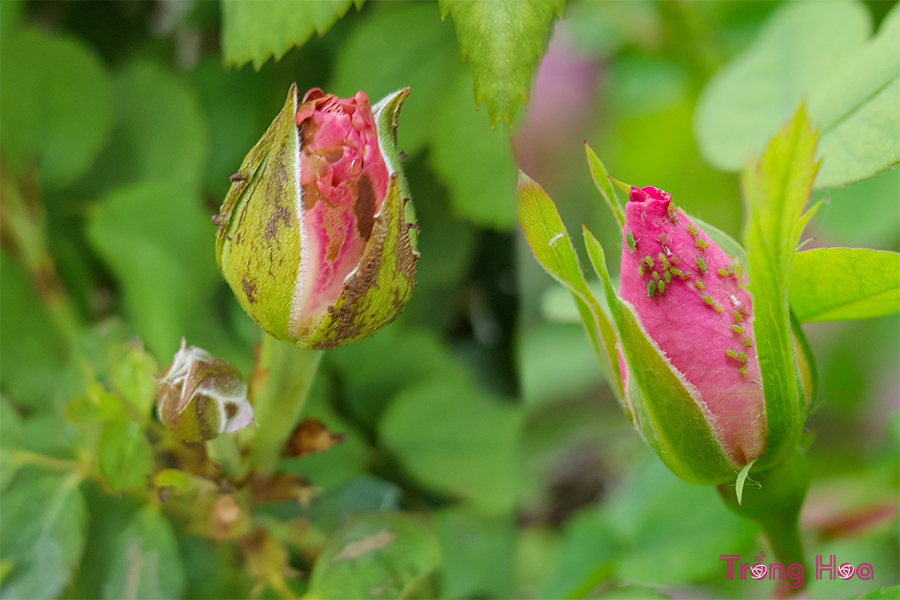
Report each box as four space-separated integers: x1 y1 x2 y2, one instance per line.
156 340 253 442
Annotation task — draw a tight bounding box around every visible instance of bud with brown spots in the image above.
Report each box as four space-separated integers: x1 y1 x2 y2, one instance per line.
215 86 418 348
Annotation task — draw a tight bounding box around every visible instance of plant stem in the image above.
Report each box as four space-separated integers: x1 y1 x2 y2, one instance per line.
13 450 83 473
245 335 322 474
718 448 811 590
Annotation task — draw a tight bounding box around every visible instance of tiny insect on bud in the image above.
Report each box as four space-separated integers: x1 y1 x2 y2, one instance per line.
625 231 637 253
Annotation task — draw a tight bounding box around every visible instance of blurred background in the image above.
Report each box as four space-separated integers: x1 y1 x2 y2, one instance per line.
1 1 897 598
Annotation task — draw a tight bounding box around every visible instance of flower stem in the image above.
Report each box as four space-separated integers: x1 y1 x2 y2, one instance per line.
245 335 322 474
718 448 810 590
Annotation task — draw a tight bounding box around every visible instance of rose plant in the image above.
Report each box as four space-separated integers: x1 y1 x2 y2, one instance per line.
516 105 897 585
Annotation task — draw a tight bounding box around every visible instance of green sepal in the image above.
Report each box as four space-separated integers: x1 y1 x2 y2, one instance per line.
584 142 625 232
215 85 302 342
304 174 417 349
790 310 817 409
734 459 757 507
741 105 818 472
516 172 623 401
372 88 418 249
582 227 737 485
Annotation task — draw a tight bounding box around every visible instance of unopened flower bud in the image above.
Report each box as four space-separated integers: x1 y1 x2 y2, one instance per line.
215 85 418 349
618 186 799 479
156 340 253 442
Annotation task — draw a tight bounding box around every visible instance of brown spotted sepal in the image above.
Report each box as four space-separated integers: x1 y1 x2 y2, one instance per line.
214 85 417 347
156 340 253 443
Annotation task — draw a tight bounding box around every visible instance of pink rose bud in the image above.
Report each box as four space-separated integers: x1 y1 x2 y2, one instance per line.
618 187 765 466
156 340 253 442
215 86 417 348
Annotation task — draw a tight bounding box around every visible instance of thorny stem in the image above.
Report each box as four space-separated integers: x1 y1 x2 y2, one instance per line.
244 335 322 474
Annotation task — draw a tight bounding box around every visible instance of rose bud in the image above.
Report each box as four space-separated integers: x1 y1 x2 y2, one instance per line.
156 340 253 442
592 185 812 485
215 86 418 349
619 186 766 466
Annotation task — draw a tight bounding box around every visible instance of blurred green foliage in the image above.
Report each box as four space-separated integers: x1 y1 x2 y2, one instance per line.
0 1 897 599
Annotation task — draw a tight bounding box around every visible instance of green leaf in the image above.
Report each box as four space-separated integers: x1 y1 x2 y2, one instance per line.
439 0 565 128
331 3 460 157
0 28 112 188
380 376 522 513
808 4 900 188
434 508 515 599
430 69 519 228
90 62 208 193
87 181 218 360
815 168 900 247
516 172 622 400
109 342 158 417
695 1 899 188
222 0 361 69
740 106 818 470
0 474 87 599
789 249 900 323
307 513 440 600
329 311 470 427
102 506 186 600
539 511 618 599
97 418 153 492
581 228 735 485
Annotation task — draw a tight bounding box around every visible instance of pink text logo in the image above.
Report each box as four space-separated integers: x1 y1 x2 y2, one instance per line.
720 553 874 590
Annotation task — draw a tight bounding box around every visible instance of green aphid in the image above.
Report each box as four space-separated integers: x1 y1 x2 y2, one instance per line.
643 256 654 269
718 268 729 278
663 270 672 283
647 281 656 299
694 280 705 291
732 324 745 334
714 303 724 312
733 260 744 280
657 280 666 294
625 231 637 253
703 295 715 307
667 204 678 224
658 232 667 245
696 257 707 274
738 366 748 376
687 224 699 237
658 253 670 270
638 264 645 277
725 349 739 360
738 351 747 364
695 237 709 250
743 336 752 348
652 271 660 281
733 310 743 323
670 255 681 266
